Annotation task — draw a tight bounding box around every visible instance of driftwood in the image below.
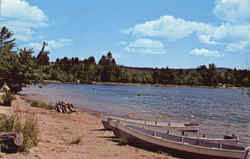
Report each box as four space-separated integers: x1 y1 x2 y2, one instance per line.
55 101 77 113
0 132 23 153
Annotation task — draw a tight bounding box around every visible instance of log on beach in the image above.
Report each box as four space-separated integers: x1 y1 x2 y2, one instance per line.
0 132 23 153
55 101 78 113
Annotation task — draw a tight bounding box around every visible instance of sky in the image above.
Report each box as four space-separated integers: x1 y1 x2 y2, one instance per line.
0 0 250 69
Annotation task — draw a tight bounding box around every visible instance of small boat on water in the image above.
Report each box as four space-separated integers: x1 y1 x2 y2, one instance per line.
109 121 250 159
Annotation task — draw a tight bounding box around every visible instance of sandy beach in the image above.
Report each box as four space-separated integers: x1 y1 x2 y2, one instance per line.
0 95 177 159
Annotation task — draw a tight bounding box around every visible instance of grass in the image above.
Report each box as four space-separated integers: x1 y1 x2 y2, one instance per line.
0 112 39 152
29 100 53 110
1 93 16 106
70 136 82 145
118 137 128 145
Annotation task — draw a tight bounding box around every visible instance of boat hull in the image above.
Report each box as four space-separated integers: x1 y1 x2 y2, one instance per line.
112 124 244 159
102 120 113 130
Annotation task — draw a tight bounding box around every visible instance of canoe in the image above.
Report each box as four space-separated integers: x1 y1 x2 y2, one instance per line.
110 120 239 142
102 116 239 143
110 121 250 159
102 120 113 130
101 116 200 132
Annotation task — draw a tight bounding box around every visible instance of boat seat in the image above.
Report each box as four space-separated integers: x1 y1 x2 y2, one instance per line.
198 140 220 148
183 137 200 145
156 132 182 142
222 144 245 151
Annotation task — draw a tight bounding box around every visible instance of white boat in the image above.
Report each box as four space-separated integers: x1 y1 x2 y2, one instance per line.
110 121 250 159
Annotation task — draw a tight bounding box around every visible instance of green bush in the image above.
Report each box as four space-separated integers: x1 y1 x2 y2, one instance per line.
0 114 7 127
1 93 15 106
30 100 53 110
21 115 39 152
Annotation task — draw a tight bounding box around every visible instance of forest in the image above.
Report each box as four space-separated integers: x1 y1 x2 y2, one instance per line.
1 26 250 93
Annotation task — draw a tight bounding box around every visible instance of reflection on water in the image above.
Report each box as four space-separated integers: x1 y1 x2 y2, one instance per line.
22 84 250 139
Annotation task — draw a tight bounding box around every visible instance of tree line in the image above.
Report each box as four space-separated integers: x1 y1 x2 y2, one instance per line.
0 26 250 93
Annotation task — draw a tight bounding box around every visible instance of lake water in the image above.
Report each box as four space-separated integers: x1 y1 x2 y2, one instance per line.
21 84 250 141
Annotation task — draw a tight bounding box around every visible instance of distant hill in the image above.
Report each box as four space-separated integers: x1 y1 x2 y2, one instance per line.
120 66 231 73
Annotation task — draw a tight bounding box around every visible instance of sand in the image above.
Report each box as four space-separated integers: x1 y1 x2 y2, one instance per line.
0 96 177 159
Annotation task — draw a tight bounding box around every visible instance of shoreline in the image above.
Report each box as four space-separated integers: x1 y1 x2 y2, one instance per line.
20 93 250 141
44 80 250 90
1 93 249 158
0 95 178 159
21 90 250 143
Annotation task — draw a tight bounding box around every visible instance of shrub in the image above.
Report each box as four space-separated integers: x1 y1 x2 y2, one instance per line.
70 136 81 145
0 113 39 152
30 100 53 110
0 114 7 128
118 137 128 145
21 115 39 152
1 93 15 106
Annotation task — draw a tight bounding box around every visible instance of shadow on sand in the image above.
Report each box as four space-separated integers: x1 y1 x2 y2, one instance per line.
90 128 107 131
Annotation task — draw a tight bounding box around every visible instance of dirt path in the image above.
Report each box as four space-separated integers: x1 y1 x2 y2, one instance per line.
0 96 176 159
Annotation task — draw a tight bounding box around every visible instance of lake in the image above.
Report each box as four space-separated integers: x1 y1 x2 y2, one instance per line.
21 83 250 140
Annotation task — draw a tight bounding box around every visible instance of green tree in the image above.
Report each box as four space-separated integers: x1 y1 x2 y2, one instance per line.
208 64 218 86
37 42 50 65
0 27 43 93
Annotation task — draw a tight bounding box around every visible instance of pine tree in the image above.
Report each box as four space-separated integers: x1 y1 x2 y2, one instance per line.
0 27 43 93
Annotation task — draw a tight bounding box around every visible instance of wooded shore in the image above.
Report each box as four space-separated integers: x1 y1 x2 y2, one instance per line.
44 80 250 90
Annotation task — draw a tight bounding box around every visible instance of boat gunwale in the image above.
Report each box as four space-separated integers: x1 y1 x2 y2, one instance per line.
102 115 200 131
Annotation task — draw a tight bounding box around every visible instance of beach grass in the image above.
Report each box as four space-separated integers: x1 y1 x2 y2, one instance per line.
70 136 82 145
118 137 129 145
29 100 54 110
0 113 39 152
1 93 16 106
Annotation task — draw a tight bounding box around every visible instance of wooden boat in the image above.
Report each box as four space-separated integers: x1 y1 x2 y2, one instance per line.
110 120 239 142
101 115 200 132
102 119 113 130
110 121 250 159
102 116 239 143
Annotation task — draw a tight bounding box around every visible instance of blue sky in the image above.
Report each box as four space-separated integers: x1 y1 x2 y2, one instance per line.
1 0 250 69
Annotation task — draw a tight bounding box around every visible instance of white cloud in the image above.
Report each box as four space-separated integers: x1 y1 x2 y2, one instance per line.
211 23 250 40
190 48 222 57
0 0 48 41
226 40 250 52
125 38 167 54
124 16 214 41
198 35 217 45
22 38 72 51
123 15 250 52
209 24 250 51
47 39 72 49
214 0 250 23
2 0 48 22
24 42 41 51
117 41 128 46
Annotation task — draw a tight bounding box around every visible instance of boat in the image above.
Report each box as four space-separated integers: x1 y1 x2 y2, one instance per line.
109 121 250 159
101 115 200 133
102 119 114 130
102 116 239 143
109 120 239 142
